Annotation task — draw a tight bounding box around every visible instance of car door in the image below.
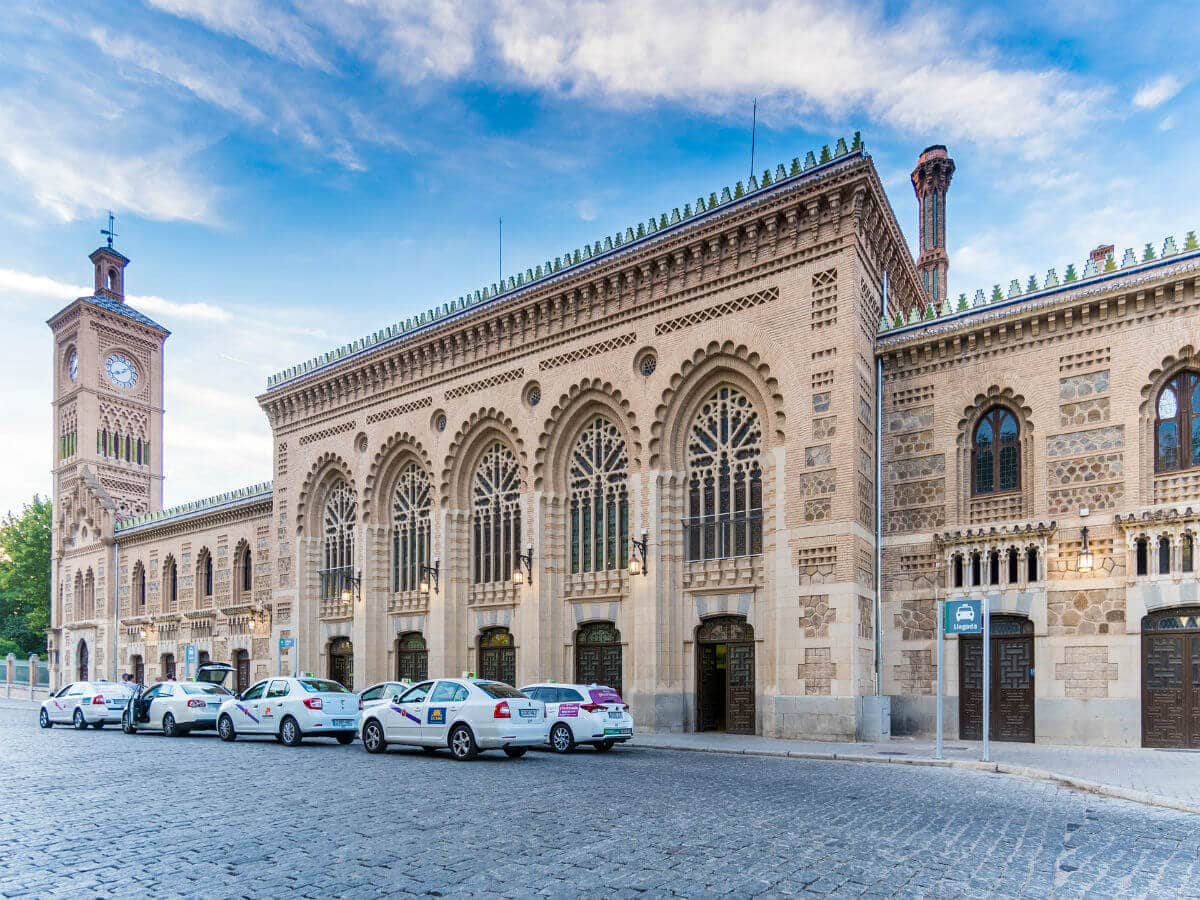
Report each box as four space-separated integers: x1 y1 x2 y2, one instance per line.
49 684 74 722
233 681 269 733
385 681 433 745
135 685 160 724
149 684 175 728
262 680 291 732
423 681 469 745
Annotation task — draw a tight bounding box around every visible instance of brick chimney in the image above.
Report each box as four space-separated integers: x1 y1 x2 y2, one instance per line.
911 145 955 306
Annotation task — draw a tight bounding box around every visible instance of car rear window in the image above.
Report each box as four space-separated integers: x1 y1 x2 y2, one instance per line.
299 679 349 693
588 688 624 705
181 683 230 696
475 682 526 699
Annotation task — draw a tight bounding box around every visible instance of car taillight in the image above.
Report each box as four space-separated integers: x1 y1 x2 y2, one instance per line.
493 700 511 719
92 695 105 705
623 703 630 711
580 702 605 713
358 698 364 710
187 698 206 708
303 697 323 710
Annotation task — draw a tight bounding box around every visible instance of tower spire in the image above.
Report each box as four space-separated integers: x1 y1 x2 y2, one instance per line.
101 211 118 249
911 145 955 306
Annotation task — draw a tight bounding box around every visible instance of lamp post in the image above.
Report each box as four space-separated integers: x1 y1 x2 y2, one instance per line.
512 545 534 585
1078 526 1094 573
629 530 648 576
339 570 363 604
419 559 440 595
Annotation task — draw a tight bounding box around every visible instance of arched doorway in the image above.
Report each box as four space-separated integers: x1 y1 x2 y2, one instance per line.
161 654 176 681
395 632 428 682
959 615 1034 742
328 637 353 689
198 650 211 667
695 616 755 734
233 649 250 693
131 654 144 685
478 628 515 685
77 640 89 681
1142 607 1200 748
575 622 623 695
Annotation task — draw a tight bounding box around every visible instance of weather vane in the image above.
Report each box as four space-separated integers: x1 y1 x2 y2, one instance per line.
101 211 118 249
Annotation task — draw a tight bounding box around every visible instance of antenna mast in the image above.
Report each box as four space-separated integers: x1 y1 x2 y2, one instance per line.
749 98 758 182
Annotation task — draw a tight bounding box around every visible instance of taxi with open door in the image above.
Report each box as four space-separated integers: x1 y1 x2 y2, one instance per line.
40 680 133 730
520 682 634 752
359 678 546 760
355 680 410 726
216 676 358 746
122 663 235 737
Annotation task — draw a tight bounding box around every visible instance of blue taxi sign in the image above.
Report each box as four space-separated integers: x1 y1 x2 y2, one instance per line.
945 599 983 635
279 637 296 650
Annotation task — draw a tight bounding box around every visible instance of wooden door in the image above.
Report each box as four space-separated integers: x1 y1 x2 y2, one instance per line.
725 641 756 734
575 622 623 695
395 633 428 682
958 616 1035 742
478 628 515 685
1142 609 1200 748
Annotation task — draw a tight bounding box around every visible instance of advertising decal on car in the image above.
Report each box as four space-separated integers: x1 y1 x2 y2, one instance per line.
427 707 446 724
559 703 579 717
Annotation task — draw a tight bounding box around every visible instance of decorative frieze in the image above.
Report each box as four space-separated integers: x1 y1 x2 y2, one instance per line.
1045 425 1124 457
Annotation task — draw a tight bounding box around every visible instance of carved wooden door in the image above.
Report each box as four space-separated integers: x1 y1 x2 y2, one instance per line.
959 618 1035 743
479 628 515 685
395 633 428 682
725 642 756 734
575 622 623 695
1142 609 1200 748
697 643 721 731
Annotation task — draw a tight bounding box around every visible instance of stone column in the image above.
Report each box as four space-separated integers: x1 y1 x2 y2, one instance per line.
28 654 39 700
4 654 13 699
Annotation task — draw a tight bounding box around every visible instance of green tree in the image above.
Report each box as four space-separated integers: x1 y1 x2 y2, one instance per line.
0 496 51 657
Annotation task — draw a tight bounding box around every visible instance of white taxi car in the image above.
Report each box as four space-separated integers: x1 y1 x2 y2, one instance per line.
216 676 358 746
359 678 546 760
520 683 634 753
356 680 410 720
39 680 133 730
122 664 236 737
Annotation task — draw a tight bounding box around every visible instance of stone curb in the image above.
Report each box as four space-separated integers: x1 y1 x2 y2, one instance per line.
638 742 1200 817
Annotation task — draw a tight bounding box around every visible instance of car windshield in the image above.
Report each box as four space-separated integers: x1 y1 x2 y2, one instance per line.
299 679 349 693
475 682 526 699
181 683 231 696
588 687 624 705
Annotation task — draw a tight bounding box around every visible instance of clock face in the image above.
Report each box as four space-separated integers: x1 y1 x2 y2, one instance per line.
105 354 138 389
68 351 78 382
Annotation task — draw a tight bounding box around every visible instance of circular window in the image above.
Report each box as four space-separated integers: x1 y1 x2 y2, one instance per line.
524 382 542 408
435 414 447 432
354 432 369 453
637 351 658 377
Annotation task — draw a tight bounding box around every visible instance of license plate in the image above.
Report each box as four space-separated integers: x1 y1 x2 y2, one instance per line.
608 710 622 719
332 719 355 727
604 728 632 736
518 708 537 718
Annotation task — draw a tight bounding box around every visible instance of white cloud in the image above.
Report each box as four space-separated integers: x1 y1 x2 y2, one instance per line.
127 294 233 324
1133 74 1183 110
0 268 86 300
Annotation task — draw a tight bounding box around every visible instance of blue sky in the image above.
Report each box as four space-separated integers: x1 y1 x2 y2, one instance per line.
1 0 1196 515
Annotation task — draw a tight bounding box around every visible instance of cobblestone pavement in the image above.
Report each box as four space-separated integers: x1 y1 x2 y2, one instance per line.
2 707 1199 899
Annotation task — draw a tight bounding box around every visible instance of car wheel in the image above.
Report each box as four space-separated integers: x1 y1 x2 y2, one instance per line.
503 747 527 759
449 724 479 761
121 712 136 735
91 722 104 730
280 716 303 747
550 722 575 754
217 714 237 742
593 740 616 752
336 733 354 746
162 713 179 737
362 721 386 754
73 709 87 731
39 708 52 729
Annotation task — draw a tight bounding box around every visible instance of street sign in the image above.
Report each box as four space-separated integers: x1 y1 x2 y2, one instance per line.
184 644 197 663
278 637 296 650
944 598 983 635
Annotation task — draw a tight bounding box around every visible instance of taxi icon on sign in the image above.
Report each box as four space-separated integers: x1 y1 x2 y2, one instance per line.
955 605 975 623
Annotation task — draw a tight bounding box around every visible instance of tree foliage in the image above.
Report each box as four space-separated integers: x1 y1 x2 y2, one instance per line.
0 496 51 657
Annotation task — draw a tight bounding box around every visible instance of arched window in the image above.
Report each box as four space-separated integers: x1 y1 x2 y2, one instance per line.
988 550 1000 585
471 443 521 584
320 482 356 600
972 407 1020 495
1184 535 1194 573
133 562 146 610
197 549 213 605
163 556 177 612
242 546 252 594
569 417 629 574
1159 536 1172 575
1155 371 1200 473
1026 547 1039 582
233 541 252 601
73 571 84 619
1135 537 1149 576
685 386 763 561
952 553 964 589
1006 548 1019 584
84 569 95 618
970 551 982 587
391 462 431 593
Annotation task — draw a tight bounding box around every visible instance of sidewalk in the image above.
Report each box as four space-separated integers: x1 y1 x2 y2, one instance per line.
637 730 1200 815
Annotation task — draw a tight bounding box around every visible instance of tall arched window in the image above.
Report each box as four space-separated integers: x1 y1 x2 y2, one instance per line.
686 386 763 561
197 549 213 605
133 562 146 611
472 443 521 584
73 571 84 619
569 417 629 574
392 462 431 593
233 541 252 601
972 407 1020 495
84 569 95 618
1155 371 1200 472
163 556 177 612
320 482 357 600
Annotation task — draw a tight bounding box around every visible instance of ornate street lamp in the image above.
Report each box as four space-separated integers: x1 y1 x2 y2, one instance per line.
419 559 440 595
629 529 648 576
512 545 534 585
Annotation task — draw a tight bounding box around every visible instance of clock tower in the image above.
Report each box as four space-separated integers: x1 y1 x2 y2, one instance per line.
48 238 169 526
